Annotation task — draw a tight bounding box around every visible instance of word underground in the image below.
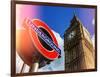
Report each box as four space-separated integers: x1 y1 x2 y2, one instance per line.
26 19 61 56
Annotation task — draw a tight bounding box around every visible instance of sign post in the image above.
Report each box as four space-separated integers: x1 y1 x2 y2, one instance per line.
29 62 39 72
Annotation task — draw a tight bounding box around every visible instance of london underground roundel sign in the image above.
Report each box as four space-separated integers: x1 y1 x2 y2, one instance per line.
16 18 61 66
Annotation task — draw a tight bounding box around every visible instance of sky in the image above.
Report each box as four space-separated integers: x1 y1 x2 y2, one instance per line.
16 4 95 38
16 4 95 72
37 6 95 38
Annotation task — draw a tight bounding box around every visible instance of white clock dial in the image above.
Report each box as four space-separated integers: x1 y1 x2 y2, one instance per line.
68 31 75 40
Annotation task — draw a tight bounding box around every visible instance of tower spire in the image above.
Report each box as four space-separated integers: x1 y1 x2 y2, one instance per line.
73 10 76 17
73 10 77 19
71 10 77 23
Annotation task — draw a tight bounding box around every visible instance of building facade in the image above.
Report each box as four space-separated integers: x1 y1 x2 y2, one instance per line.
64 15 95 72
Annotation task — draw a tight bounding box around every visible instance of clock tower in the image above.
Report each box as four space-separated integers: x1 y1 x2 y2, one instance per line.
64 15 95 72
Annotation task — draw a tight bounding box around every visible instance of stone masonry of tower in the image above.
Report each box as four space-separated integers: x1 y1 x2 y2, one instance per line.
64 15 95 72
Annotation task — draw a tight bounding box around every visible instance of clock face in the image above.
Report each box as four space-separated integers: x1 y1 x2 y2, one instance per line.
68 31 75 40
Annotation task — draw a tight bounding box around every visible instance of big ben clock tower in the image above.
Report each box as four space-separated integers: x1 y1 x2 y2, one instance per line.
64 14 95 72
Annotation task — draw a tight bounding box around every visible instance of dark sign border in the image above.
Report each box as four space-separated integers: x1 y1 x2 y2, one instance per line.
11 0 97 77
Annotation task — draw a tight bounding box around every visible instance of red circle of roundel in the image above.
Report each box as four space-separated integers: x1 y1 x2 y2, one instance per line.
28 19 59 60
